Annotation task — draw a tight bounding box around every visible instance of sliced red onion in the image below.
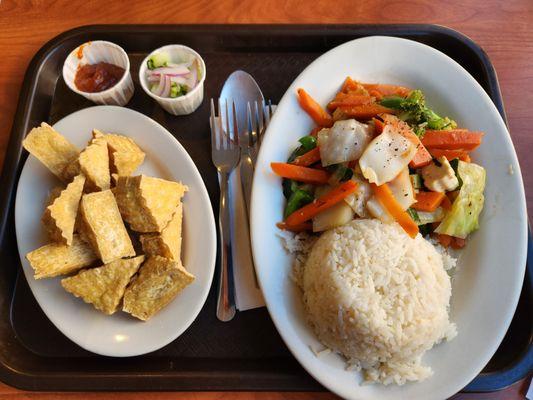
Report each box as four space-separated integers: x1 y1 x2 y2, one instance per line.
147 75 160 83
147 66 190 76
161 75 171 98
185 60 198 90
154 73 165 96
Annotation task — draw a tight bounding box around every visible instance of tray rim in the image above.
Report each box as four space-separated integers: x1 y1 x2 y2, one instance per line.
0 23 529 393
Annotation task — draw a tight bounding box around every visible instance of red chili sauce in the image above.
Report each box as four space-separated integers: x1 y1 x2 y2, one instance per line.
74 62 125 93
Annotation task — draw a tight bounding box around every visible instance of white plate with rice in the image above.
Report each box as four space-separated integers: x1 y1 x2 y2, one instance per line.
250 36 527 400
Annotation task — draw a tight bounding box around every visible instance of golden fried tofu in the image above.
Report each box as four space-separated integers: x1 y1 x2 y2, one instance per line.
115 175 188 233
61 255 145 315
93 130 145 176
22 123 79 181
26 235 98 279
80 190 135 264
140 202 183 260
123 256 194 321
42 174 85 245
78 137 110 192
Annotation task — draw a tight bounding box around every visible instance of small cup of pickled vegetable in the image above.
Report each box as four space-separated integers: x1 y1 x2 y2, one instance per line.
139 45 206 116
63 41 134 106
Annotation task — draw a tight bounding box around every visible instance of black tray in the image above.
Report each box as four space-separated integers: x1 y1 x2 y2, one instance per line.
0 24 530 393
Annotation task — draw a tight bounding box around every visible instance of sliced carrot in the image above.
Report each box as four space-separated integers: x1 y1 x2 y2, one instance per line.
429 148 471 162
440 195 452 211
327 94 375 111
361 83 412 98
285 180 358 227
451 237 466 249
297 88 333 127
341 77 360 93
309 126 322 137
292 147 321 167
371 183 419 238
271 162 329 184
373 117 385 134
436 233 452 248
276 221 312 232
367 89 383 100
422 130 484 151
338 104 395 120
379 114 432 168
412 191 445 212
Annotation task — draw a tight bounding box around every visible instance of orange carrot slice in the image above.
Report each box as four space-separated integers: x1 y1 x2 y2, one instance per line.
284 180 358 227
341 77 360 93
297 88 333 127
271 162 329 184
292 147 321 167
373 117 385 135
276 221 312 232
371 183 419 238
412 191 445 212
361 83 412 98
440 195 452 211
436 233 452 248
422 130 484 151
338 104 395 120
428 148 471 162
451 237 466 249
327 94 375 111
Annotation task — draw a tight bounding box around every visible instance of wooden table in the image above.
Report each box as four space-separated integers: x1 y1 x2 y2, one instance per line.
0 0 530 399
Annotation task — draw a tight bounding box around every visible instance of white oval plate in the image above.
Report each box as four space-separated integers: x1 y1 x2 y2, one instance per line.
15 106 216 357
251 36 527 400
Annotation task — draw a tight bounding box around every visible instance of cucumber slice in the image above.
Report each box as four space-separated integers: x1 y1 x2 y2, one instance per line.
147 52 171 70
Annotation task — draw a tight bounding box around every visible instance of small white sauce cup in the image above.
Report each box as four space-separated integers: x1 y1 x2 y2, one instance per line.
139 45 206 116
63 41 134 106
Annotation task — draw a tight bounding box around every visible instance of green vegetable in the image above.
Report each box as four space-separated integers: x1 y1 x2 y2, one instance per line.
449 158 463 189
407 208 420 223
169 82 187 98
284 189 313 218
287 136 317 162
410 174 423 190
419 223 433 236
434 161 486 238
298 136 317 151
380 90 457 137
147 52 170 70
282 179 297 199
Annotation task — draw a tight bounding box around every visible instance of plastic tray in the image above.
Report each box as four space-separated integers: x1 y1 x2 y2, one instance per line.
0 24 530 392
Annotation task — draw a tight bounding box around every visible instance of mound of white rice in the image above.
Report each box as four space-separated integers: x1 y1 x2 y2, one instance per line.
302 219 456 385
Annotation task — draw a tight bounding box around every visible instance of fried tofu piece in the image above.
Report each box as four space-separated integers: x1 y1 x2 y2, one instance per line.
61 255 145 315
140 202 183 260
123 256 194 321
78 137 110 192
26 235 98 279
115 175 188 233
93 130 145 176
80 190 135 264
42 174 85 245
22 123 79 181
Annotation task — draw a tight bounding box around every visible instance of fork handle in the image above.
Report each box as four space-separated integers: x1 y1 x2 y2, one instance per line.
216 171 236 322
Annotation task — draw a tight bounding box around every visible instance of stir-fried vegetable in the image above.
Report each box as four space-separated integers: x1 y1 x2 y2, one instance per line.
313 201 354 232
388 167 416 210
271 163 330 184
318 119 372 166
334 104 394 120
284 180 358 227
284 188 314 218
428 148 471 162
292 147 321 167
434 161 486 238
422 129 484 151
371 183 419 238
412 191 445 212
358 125 417 185
380 90 457 137
297 88 333 127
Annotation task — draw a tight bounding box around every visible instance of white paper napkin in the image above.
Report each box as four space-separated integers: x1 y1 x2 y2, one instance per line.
229 167 265 310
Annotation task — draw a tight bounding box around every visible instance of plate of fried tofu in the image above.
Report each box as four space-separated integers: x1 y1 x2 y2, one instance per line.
15 105 216 356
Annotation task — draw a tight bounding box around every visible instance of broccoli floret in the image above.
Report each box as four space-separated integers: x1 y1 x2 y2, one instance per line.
380 90 457 137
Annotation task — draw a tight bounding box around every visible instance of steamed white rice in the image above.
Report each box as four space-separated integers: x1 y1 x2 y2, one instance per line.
283 219 456 385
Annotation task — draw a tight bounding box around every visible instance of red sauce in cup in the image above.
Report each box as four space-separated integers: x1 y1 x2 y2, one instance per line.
74 62 125 93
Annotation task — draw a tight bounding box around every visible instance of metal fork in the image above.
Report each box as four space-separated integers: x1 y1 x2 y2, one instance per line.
249 99 273 166
210 98 240 322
